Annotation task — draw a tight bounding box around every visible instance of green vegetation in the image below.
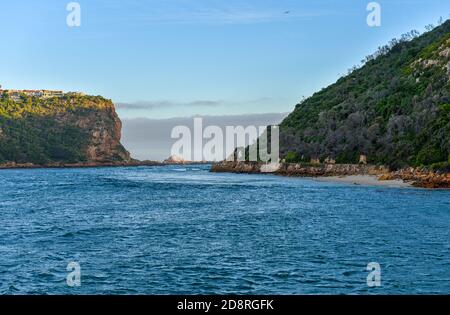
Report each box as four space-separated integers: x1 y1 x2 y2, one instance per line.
0 94 118 164
284 151 299 163
279 20 450 170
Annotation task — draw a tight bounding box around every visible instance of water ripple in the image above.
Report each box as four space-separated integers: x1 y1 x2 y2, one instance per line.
0 165 449 294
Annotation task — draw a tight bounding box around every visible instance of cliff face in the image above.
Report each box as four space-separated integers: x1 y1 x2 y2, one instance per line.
0 94 131 165
70 104 131 162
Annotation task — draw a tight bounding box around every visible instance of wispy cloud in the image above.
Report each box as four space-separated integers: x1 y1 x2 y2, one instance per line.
116 100 223 110
115 97 287 112
140 10 323 25
109 0 335 25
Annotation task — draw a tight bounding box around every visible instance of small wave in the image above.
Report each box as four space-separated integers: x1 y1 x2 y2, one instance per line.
342 270 359 277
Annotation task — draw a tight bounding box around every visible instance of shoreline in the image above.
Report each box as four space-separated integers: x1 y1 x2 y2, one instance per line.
211 161 450 189
312 175 413 188
0 161 210 170
0 161 161 170
1 160 448 189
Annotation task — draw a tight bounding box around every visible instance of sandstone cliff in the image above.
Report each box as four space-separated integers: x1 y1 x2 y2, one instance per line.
0 93 131 165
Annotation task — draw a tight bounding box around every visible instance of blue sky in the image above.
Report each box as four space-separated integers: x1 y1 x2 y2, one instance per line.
0 0 449 119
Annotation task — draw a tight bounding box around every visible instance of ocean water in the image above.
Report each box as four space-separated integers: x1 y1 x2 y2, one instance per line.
0 164 449 295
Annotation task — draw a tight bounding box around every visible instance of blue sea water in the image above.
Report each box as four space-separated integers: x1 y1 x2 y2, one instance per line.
0 164 449 295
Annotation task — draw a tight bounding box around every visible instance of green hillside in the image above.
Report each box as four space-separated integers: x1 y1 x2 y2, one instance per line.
280 20 450 170
0 93 130 164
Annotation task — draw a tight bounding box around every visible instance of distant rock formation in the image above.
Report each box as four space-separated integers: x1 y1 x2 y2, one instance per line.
163 155 190 164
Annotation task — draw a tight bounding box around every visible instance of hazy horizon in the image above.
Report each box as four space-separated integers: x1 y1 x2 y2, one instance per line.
121 112 288 161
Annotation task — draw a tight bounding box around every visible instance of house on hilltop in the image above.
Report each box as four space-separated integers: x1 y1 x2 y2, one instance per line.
0 85 78 101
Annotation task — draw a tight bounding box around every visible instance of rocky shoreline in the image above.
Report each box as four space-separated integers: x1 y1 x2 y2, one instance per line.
0 160 213 170
378 168 450 189
2 160 448 189
211 161 450 189
0 160 162 169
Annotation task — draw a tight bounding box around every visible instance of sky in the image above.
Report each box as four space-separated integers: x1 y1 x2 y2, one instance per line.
121 112 288 160
1 0 449 120
0 0 449 160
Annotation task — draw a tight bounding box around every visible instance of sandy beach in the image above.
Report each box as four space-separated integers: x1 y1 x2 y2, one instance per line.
313 175 413 188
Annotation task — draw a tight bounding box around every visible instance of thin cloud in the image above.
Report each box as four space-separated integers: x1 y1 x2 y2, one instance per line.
116 97 284 111
137 10 330 25
116 100 223 110
110 0 336 25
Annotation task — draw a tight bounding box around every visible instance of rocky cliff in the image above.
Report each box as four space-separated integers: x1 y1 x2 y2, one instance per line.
0 93 131 166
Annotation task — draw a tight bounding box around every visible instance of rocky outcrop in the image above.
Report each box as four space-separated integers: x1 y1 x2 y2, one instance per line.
211 161 262 173
379 168 450 188
211 161 388 177
163 155 190 164
73 105 131 162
